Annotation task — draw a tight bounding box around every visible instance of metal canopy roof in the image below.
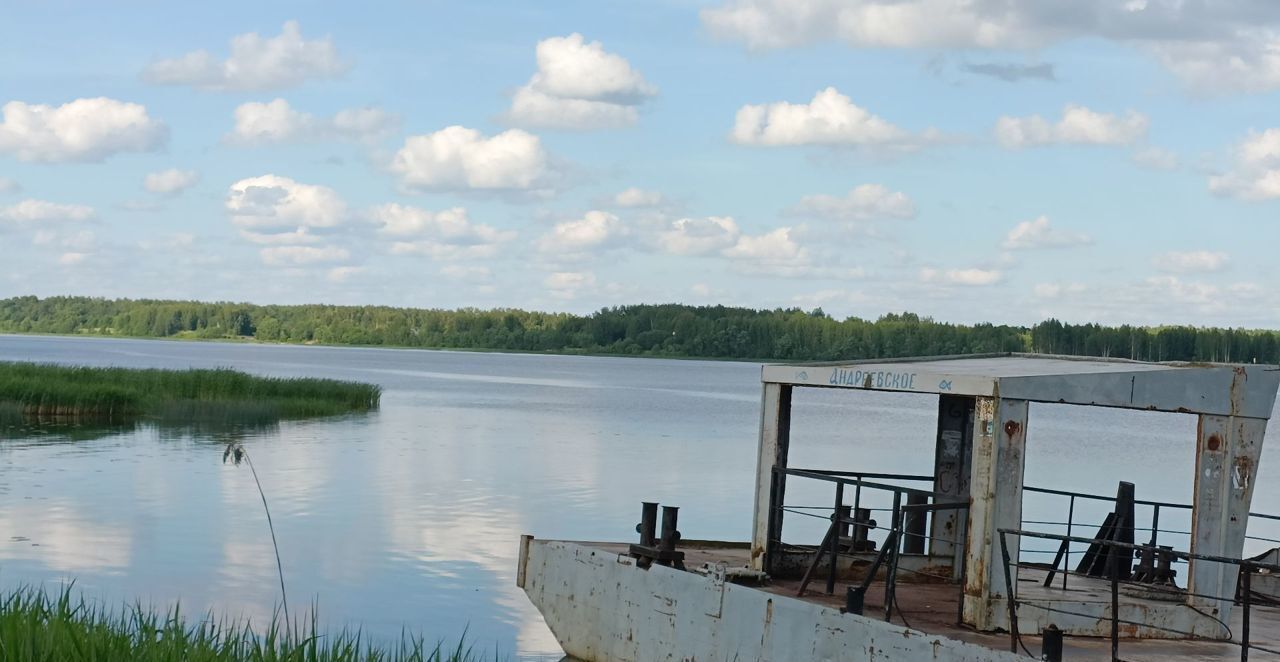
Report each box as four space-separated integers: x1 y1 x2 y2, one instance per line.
761 353 1280 419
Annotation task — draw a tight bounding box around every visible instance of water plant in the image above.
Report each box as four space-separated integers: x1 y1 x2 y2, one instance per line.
0 363 381 423
224 440 290 627
0 586 494 661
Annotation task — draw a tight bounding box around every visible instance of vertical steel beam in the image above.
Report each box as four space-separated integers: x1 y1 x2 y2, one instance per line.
963 396 1029 631
1188 410 1266 624
752 382 792 572
931 394 975 562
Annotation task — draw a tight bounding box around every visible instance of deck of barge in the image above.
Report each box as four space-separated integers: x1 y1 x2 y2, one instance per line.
577 541 1280 660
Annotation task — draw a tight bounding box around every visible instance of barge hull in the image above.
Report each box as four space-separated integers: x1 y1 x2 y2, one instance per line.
518 537 1021 662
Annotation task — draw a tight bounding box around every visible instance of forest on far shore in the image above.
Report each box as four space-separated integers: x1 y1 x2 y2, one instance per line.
0 295 1275 364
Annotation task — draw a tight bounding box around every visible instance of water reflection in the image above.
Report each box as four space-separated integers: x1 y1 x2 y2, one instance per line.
2 335 1280 660
0 499 132 574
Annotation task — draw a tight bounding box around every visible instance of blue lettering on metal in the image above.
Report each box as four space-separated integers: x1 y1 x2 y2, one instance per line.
828 368 919 390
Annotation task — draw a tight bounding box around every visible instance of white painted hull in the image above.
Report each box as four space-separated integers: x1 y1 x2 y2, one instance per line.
518 538 1022 661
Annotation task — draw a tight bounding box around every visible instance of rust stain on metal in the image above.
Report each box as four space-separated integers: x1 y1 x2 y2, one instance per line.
1230 366 1248 417
1207 434 1221 451
1003 420 1020 437
1233 455 1253 491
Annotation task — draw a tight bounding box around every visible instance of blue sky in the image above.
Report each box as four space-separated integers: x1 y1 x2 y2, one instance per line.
1 1 1278 327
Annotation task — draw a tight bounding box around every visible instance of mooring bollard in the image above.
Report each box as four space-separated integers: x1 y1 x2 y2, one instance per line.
845 586 865 616
1041 624 1063 661
636 501 658 548
629 502 686 570
659 505 681 553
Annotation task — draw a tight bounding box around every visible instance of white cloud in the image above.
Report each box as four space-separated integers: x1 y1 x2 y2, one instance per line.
995 105 1148 148
723 227 805 262
613 187 665 208
0 199 95 224
545 270 596 298
138 233 196 252
1152 250 1228 274
441 265 492 283
388 241 502 260
144 169 200 195
1132 147 1179 170
227 99 399 145
58 252 90 266
239 228 320 245
538 210 627 255
369 203 514 260
656 216 741 256
731 87 916 147
700 1 1280 93
1209 129 1280 201
1033 282 1088 300
0 177 19 194
0 98 167 163
390 126 552 191
143 21 346 91
920 267 1003 286
507 33 657 130
1148 37 1280 94
1002 216 1093 250
225 175 346 232
34 229 96 253
788 184 916 222
260 244 350 266
1029 275 1272 325
327 266 365 282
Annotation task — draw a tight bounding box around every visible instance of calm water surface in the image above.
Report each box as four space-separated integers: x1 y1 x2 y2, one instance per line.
2 335 1278 658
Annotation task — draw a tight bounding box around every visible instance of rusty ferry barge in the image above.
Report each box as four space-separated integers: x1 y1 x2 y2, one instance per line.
517 354 1280 660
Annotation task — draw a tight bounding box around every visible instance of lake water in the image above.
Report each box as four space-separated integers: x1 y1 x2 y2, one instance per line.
2 335 1278 658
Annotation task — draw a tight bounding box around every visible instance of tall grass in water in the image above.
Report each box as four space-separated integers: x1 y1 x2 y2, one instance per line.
225 441 290 626
0 587 492 661
0 363 380 422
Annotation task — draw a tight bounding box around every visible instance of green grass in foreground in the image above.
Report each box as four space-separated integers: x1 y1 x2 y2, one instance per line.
0 587 492 662
0 362 381 422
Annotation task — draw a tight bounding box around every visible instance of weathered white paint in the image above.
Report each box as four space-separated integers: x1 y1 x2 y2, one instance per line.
1188 412 1267 621
520 538 1023 662
963 397 1028 632
760 356 1280 419
751 382 790 572
1012 597 1230 639
761 364 995 398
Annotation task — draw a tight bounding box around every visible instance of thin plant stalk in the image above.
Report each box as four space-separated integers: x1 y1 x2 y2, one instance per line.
224 442 289 626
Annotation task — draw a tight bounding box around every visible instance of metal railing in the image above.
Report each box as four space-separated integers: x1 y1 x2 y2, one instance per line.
1020 484 1280 593
999 527 1280 661
769 467 969 625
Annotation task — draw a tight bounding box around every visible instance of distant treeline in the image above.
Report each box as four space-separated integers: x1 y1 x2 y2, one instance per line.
0 296 1276 364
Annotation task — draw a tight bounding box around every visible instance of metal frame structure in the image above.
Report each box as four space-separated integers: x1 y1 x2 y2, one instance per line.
750 353 1280 635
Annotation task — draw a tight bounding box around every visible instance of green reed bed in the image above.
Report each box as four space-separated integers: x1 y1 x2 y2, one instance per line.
0 363 381 422
0 587 490 662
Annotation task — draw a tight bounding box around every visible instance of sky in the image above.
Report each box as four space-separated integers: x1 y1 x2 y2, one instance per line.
1 0 1278 327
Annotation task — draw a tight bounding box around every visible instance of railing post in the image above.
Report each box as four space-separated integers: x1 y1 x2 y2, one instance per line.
1149 503 1161 555
1110 538 1120 662
1242 564 1251 662
1064 494 1074 591
999 531 1018 653
826 481 844 595
904 491 928 554
885 489 901 622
